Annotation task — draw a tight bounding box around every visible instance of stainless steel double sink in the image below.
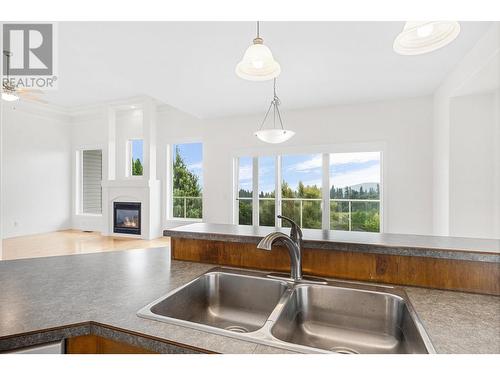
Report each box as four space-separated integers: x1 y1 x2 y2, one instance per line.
137 268 435 354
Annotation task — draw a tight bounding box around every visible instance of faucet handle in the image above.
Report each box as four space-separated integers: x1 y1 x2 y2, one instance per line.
277 215 303 242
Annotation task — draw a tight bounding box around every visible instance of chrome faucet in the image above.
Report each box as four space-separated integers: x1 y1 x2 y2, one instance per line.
257 215 303 281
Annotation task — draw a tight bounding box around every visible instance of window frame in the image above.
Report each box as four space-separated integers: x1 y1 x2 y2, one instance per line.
167 141 204 222
76 146 104 216
232 143 385 232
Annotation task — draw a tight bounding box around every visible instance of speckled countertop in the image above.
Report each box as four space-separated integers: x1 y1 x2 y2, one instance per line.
1 247 499 354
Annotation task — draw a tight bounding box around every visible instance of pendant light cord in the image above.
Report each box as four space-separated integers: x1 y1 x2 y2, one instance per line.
258 78 285 131
256 21 260 38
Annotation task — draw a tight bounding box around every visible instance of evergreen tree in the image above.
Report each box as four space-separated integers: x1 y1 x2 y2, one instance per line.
132 158 143 176
172 146 202 218
173 146 201 197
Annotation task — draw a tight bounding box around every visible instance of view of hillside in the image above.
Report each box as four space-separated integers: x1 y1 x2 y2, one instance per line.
239 181 380 232
238 152 381 232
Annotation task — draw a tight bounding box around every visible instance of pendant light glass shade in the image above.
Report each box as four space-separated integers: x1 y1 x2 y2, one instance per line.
255 79 294 144
1 91 19 101
236 22 281 81
254 129 295 144
393 21 461 55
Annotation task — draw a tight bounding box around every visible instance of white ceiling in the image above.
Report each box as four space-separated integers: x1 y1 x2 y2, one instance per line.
44 21 492 118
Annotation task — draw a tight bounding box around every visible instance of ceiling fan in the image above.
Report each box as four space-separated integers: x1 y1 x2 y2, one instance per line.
2 50 47 103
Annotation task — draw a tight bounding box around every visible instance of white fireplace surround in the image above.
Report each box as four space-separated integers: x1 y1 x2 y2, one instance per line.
99 98 162 240
102 179 161 239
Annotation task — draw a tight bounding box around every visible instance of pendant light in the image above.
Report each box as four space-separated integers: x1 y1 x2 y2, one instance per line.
393 22 461 55
255 79 294 144
236 21 281 81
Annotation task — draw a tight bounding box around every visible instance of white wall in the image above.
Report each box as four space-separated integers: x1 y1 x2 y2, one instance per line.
156 105 204 229
68 97 434 236
433 23 500 236
449 91 500 238
70 102 204 233
1 91 495 240
202 96 434 235
1 104 72 238
70 110 107 232
115 109 143 179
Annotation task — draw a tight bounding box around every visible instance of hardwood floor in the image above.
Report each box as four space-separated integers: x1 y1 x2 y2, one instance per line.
1 230 170 261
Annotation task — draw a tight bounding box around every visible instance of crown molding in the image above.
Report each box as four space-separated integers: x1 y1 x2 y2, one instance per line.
1 100 71 121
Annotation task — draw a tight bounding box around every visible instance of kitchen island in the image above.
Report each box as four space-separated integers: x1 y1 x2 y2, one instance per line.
165 223 500 295
0 247 499 354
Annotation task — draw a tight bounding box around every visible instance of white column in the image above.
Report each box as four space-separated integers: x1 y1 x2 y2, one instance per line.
142 98 157 182
106 107 116 181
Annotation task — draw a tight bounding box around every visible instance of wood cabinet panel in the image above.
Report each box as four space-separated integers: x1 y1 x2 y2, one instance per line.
171 238 500 295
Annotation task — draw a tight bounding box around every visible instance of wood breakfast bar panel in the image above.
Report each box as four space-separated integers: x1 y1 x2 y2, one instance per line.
171 238 500 296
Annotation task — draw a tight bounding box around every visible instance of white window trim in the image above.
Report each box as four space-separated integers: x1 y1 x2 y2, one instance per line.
167 141 204 222
75 145 104 216
232 142 386 232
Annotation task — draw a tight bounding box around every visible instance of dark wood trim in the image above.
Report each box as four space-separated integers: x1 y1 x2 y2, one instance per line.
0 321 215 354
171 238 500 296
89 321 215 354
66 335 156 354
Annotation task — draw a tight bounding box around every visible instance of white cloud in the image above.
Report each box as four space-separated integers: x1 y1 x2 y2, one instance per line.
330 152 380 166
331 164 380 187
287 155 322 172
286 152 380 173
187 162 202 171
238 164 252 181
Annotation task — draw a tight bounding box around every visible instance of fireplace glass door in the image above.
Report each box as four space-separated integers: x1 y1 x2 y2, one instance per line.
114 202 141 235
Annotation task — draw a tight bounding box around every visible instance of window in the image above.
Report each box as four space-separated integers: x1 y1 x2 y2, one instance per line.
237 157 253 225
330 152 381 232
172 143 203 219
130 139 143 176
81 149 102 214
235 151 381 232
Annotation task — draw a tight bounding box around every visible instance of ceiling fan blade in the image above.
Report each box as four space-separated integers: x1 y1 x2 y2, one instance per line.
17 88 44 94
18 92 49 104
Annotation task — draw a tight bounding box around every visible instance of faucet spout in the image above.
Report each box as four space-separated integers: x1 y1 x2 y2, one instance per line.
256 232 285 251
256 217 303 281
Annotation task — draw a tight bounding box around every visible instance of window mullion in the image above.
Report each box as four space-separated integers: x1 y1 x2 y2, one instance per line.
275 154 282 227
167 144 173 220
322 153 330 230
233 157 239 224
252 157 259 226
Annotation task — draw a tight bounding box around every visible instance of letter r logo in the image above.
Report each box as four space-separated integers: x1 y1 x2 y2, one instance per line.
3 23 53 76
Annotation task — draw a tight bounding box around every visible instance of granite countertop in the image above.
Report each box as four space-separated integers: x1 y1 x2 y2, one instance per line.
164 223 500 263
1 247 499 354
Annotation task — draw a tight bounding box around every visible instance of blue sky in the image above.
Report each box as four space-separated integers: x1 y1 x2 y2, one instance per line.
131 139 143 163
175 143 203 186
239 152 380 192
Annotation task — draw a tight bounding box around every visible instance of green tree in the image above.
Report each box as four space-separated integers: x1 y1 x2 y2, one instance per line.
132 158 143 176
173 146 202 219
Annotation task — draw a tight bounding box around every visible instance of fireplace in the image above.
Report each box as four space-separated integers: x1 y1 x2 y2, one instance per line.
113 202 141 235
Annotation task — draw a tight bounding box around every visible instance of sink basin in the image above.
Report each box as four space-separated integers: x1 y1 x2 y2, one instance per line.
270 285 429 354
144 271 288 333
138 268 434 353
